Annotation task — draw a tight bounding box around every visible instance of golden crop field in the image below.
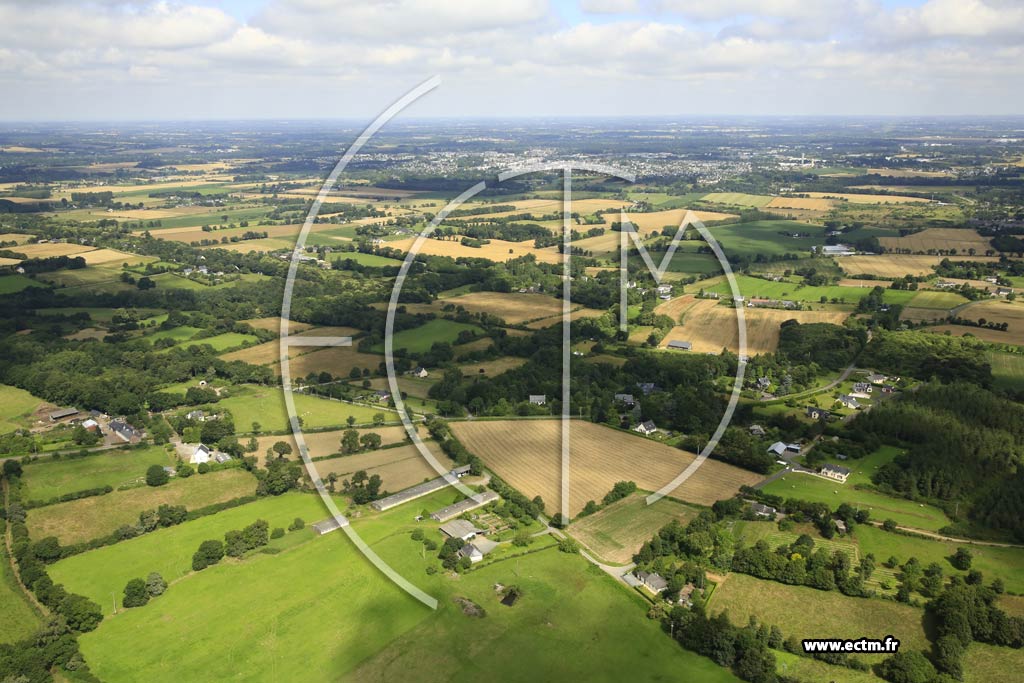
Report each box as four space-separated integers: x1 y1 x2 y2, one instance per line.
900 307 949 323
387 236 564 264
867 167 952 178
309 442 454 493
449 198 630 223
0 233 35 244
253 426 414 465
77 248 157 266
241 317 313 333
443 291 564 324
659 305 849 355
0 257 21 266
523 306 607 329
700 192 773 207
839 254 1002 277
653 294 705 321
450 419 762 516
456 356 527 376
614 208 738 233
803 191 931 204
765 196 835 211
221 327 363 366
276 345 385 378
926 300 1024 345
140 221 310 243
879 228 992 254
15 242 95 258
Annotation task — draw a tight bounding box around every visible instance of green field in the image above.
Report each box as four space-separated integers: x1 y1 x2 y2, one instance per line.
964 642 1024 683
707 220 826 257
178 332 260 351
26 469 257 546
710 573 927 663
0 383 47 434
906 289 970 309
989 351 1024 391
853 525 1024 594
773 650 884 682
569 493 702 564
666 250 724 274
50 492 330 606
219 386 402 433
147 325 203 344
0 525 43 644
762 447 952 532
700 192 774 208
330 251 404 267
370 319 483 354
20 446 175 503
63 485 738 683
0 274 49 294
704 274 921 306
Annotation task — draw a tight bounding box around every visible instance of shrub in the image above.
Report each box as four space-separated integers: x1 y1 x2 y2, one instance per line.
288 517 305 531
197 462 210 474
122 578 149 608
145 464 169 487
146 572 167 596
271 527 285 539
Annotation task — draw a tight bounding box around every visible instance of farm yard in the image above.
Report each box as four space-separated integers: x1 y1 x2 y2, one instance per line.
25 469 257 546
450 419 762 516
569 492 702 564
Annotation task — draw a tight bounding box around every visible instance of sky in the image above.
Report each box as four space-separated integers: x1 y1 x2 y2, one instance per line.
1 0 1023 121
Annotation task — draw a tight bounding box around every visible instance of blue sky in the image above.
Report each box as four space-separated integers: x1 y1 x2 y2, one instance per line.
0 0 1022 120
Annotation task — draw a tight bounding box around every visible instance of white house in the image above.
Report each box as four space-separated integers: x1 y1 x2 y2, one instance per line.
409 366 429 378
634 420 657 436
458 543 484 564
191 444 212 465
820 463 851 483
529 395 547 406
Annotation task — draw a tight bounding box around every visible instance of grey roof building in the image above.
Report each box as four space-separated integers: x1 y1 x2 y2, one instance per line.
430 490 500 522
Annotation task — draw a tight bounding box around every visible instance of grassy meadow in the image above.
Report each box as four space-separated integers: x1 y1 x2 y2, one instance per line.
20 446 175 503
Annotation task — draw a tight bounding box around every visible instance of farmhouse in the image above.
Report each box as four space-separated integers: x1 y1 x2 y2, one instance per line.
191 444 212 465
186 409 206 421
457 543 484 563
430 490 500 522
767 441 787 456
374 389 392 403
755 377 771 391
748 424 766 437
634 421 657 436
996 287 1013 297
751 502 777 518
820 463 852 483
852 382 873 394
81 418 101 433
867 373 888 385
49 407 79 422
529 394 547 406
806 406 830 420
438 518 483 541
614 393 635 407
636 382 658 395
634 570 668 594
409 366 429 378
837 394 862 410
666 340 692 351
834 519 848 535
109 420 141 443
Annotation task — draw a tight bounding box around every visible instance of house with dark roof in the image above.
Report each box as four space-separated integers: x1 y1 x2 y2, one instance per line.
614 393 635 407
634 570 668 594
634 420 657 436
409 366 429 378
820 463 852 483
457 543 484 564
751 502 777 518
806 406 830 420
636 382 657 395
837 394 861 410
109 420 141 443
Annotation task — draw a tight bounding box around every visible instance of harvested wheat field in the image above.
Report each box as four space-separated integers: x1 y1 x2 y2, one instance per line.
766 196 835 211
77 248 156 266
277 345 385 378
0 257 21 266
253 426 414 465
654 294 704 321
442 291 564 324
879 228 992 254
925 300 1024 346
900 308 949 323
615 208 738 233
457 356 527 376
242 317 312 333
451 420 761 516
14 242 95 258
221 327 362 365
388 236 564 264
524 307 607 329
0 233 35 245
309 442 454 493
839 254 1000 278
803 192 931 204
659 306 848 355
